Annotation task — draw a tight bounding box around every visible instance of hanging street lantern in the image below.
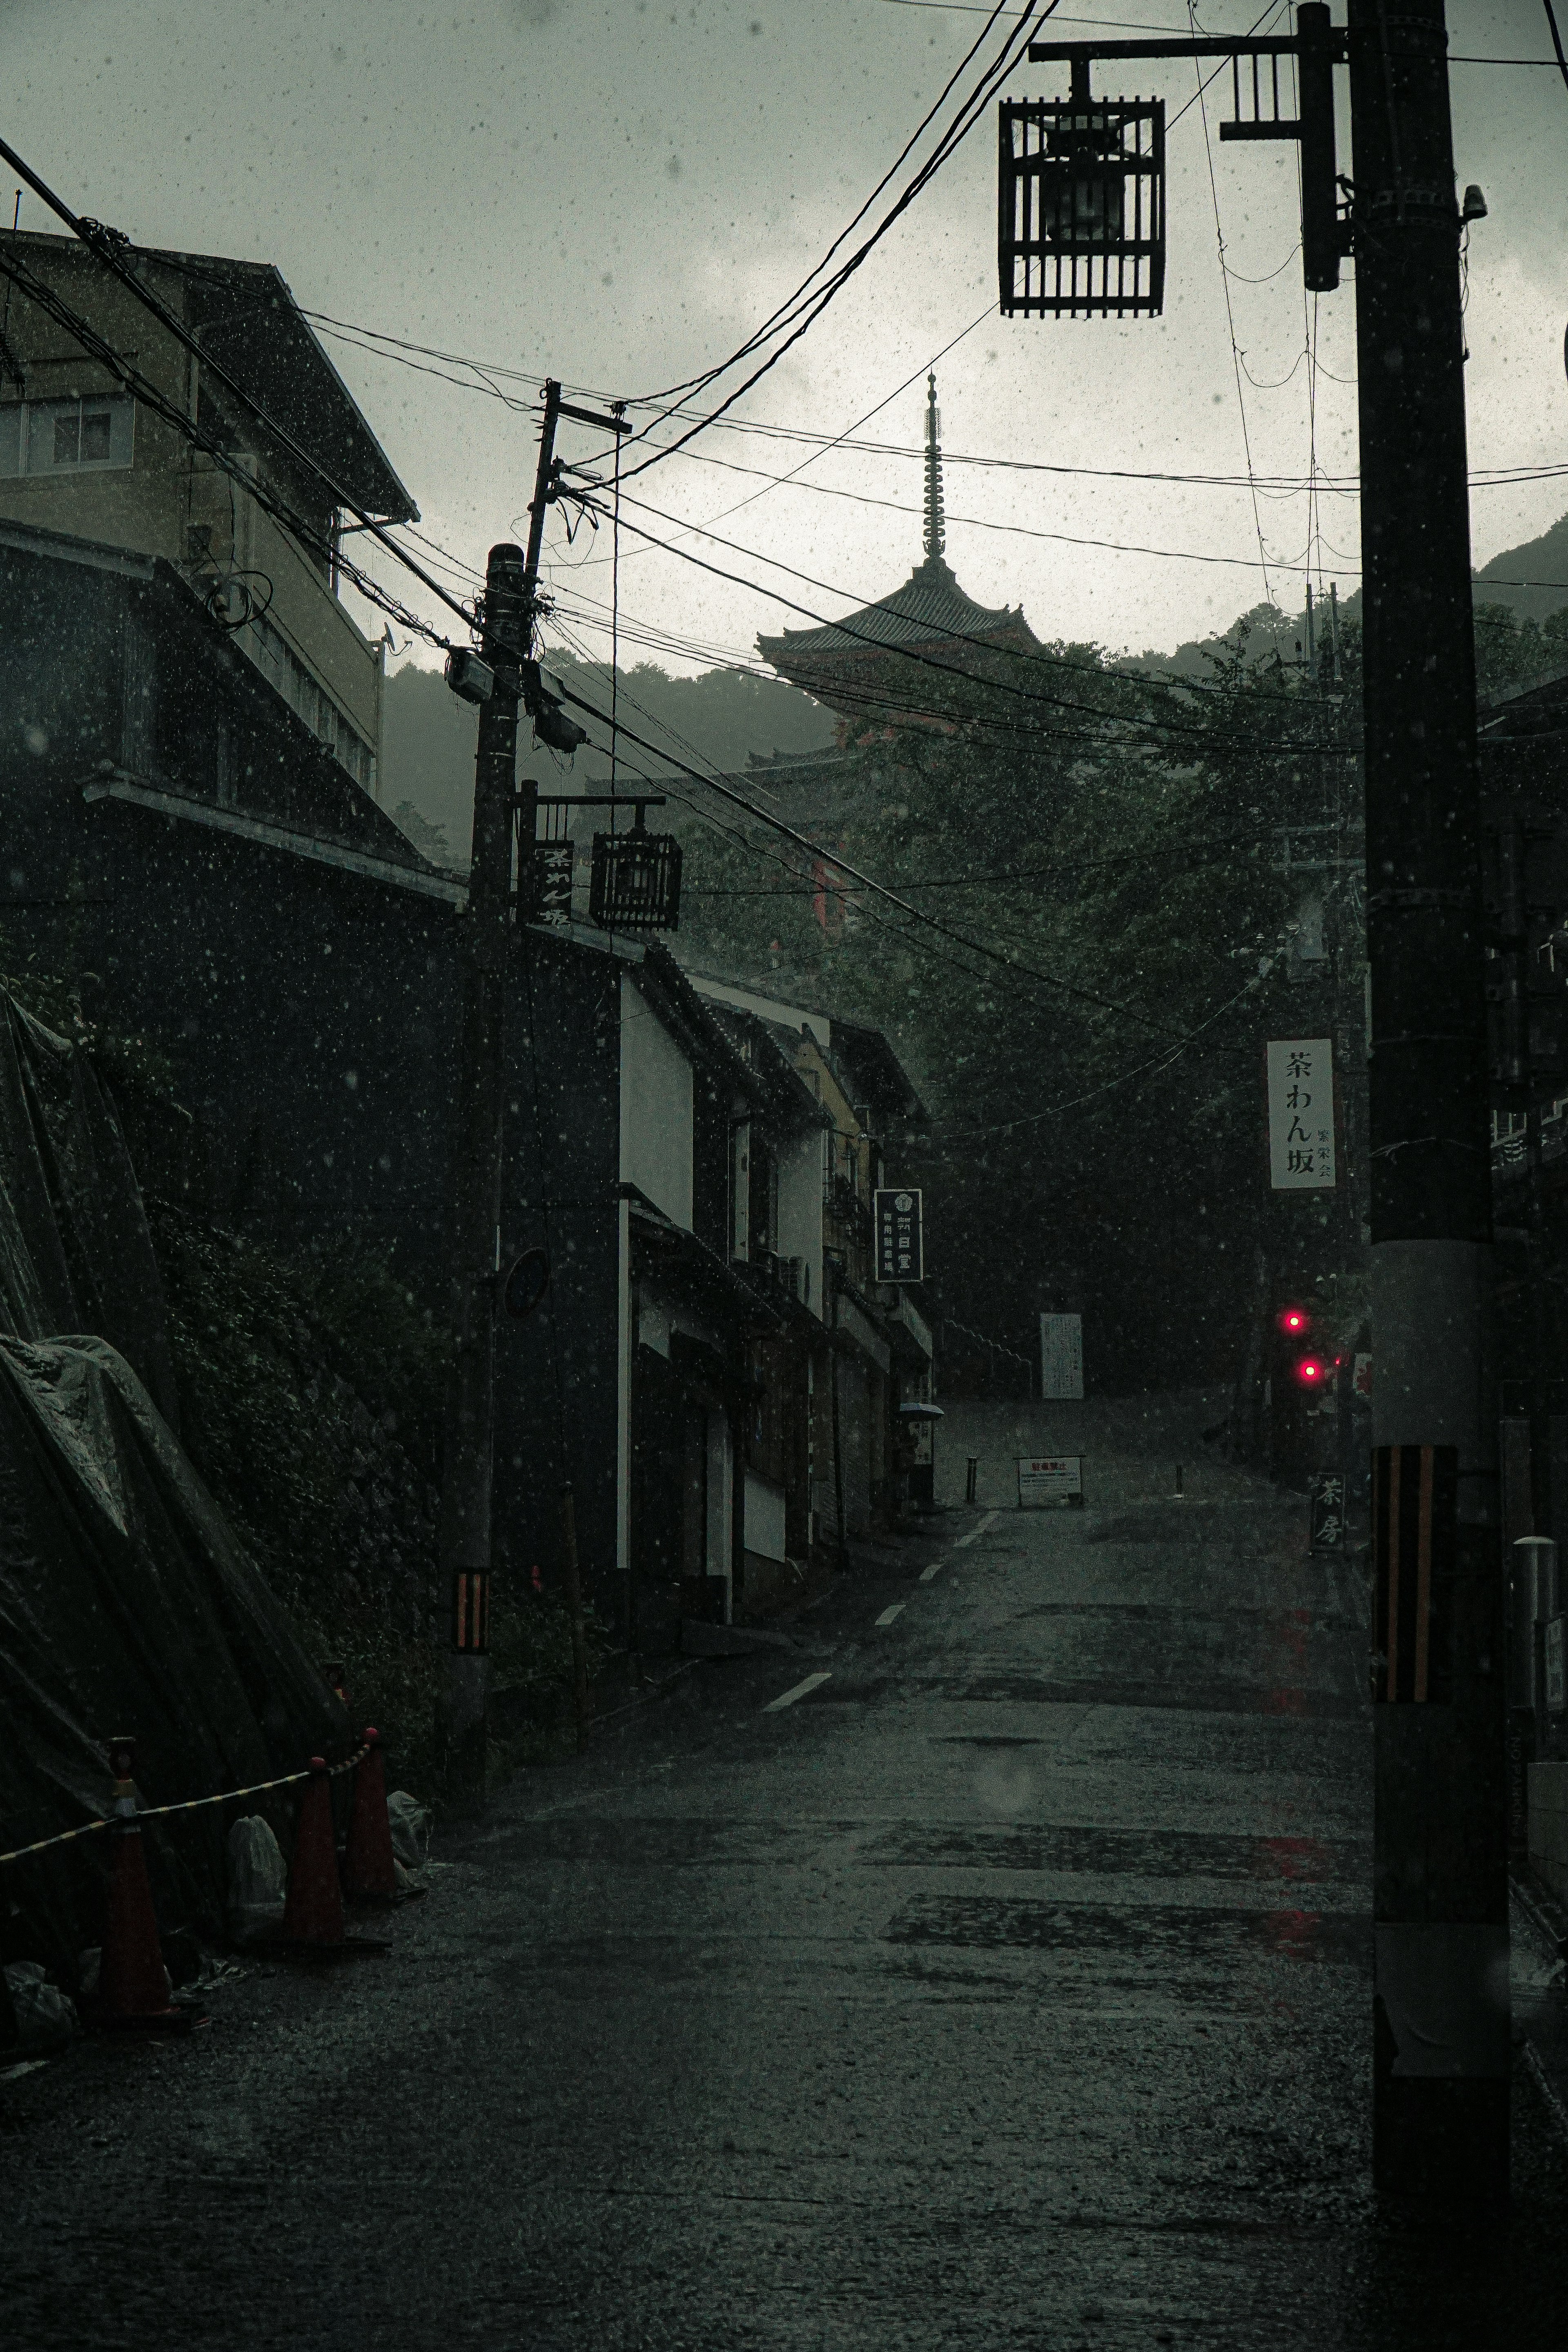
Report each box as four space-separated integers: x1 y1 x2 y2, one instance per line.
998 56 1165 318
588 802 683 934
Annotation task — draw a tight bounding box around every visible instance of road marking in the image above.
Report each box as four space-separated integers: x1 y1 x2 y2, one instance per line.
764 1671 832 1712
875 1603 905 1627
955 1509 1000 1549
918 1559 946 1582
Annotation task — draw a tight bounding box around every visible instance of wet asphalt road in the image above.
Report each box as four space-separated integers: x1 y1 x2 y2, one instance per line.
4 1393 1568 2351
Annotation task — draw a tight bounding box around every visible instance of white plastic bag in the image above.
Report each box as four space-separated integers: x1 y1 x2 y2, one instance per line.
227 1814 287 1942
386 1790 430 1870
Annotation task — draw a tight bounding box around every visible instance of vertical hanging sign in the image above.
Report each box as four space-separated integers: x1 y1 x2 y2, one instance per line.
874 1188 924 1283
1039 1312 1084 1401
1266 1038 1336 1190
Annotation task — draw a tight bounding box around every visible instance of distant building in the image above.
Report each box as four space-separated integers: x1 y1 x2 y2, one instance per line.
756 375 1044 735
0 228 416 800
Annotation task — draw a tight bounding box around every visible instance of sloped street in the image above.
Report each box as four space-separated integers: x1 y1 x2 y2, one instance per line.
4 1393 1564 2350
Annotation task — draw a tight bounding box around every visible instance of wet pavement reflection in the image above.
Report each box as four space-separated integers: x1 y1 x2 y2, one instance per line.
3 1393 1566 2348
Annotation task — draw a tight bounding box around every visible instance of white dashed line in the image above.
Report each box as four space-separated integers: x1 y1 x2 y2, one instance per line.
918 1558 947 1582
875 1604 905 1627
954 1509 1000 1549
764 1671 833 1712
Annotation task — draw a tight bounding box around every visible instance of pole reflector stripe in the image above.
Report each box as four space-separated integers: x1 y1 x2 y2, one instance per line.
451 1572 490 1654
1372 1444 1457 1703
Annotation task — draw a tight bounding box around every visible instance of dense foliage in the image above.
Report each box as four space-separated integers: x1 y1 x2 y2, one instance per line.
674 606 1368 1390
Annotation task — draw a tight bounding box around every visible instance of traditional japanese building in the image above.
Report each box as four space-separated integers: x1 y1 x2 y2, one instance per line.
755 375 1044 733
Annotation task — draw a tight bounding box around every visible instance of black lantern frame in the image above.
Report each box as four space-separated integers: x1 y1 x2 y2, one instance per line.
588 811 683 933
998 85 1165 318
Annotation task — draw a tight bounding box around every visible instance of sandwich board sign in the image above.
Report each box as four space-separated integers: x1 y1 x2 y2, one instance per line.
1018 1457 1083 1509
1039 1312 1084 1401
1266 1038 1336 1190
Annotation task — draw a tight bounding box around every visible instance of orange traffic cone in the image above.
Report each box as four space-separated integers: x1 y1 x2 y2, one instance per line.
342 1727 399 1902
97 1737 194 2034
281 1757 345 1947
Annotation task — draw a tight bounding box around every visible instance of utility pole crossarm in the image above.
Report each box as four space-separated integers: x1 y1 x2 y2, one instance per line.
1026 34 1348 63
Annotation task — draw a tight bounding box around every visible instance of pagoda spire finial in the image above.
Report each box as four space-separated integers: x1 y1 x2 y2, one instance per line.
923 371 946 565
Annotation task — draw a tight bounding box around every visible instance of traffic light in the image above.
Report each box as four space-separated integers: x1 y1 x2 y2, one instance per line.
1274 1303 1339 1394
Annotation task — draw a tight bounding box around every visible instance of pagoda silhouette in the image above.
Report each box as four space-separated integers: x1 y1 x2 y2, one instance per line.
756 375 1044 733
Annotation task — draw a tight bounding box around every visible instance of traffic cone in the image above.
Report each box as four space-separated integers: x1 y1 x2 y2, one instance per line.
97 1737 194 2034
281 1757 345 1947
342 1727 398 1903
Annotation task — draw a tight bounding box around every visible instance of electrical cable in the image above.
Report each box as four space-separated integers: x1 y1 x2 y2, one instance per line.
639 0 1025 409
0 241 461 653
604 4 1054 485
1187 2 1281 606
550 672 1261 1048
1547 0 1568 94
0 133 476 645
572 487 1348 752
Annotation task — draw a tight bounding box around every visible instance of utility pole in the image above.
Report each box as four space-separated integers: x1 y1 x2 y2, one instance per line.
1348 0 1506 2203
1003 0 1505 2202
438 537 526 1800
438 379 624 1799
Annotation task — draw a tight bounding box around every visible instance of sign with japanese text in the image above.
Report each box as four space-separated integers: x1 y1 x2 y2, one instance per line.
1018 1456 1083 1508
1310 1470 1347 1551
1548 1617 1566 1715
1267 1038 1336 1190
1039 1312 1085 1401
874 1187 924 1284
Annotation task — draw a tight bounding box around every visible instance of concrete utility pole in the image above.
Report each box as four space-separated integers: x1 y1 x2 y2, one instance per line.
1347 0 1506 2201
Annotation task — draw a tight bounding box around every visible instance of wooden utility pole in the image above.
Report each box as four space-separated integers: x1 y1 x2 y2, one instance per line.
438 537 526 1800
1010 0 1506 2203
438 380 626 1797
1347 0 1506 2201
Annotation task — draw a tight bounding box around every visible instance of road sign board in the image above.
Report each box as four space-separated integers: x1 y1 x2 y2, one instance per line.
1018 1456 1083 1508
1267 1038 1336 1189
1039 1312 1084 1401
874 1187 924 1284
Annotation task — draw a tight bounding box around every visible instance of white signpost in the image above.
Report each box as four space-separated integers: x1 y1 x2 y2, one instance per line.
1018 1457 1084 1509
1039 1312 1084 1401
1266 1038 1336 1190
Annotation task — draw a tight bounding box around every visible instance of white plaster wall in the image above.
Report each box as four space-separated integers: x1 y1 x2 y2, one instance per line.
619 973 693 1229
776 1127 825 1319
744 1469 788 1564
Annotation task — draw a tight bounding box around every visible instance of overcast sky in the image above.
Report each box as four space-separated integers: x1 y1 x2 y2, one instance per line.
4 0 1567 673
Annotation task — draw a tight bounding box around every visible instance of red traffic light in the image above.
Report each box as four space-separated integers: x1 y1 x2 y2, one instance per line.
1277 1305 1311 1335
1294 1356 1326 1387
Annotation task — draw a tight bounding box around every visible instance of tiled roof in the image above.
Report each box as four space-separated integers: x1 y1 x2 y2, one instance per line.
757 556 1038 664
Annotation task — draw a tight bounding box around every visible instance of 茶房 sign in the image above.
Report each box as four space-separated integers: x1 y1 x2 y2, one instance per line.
1266 1038 1336 1190
1018 1457 1083 1508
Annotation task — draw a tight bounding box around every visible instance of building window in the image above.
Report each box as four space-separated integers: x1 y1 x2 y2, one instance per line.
243 612 376 794
0 393 135 477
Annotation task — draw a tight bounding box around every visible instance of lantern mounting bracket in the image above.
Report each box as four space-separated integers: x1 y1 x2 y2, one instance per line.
1008 3 1349 310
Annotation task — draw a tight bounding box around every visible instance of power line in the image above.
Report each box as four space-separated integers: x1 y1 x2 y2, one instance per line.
0 134 477 646
0 241 461 653
573 487 1349 752
551 673 1266 1050
641 1 1026 410
607 5 1052 486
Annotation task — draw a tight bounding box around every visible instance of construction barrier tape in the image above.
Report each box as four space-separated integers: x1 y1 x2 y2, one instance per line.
0 1745 371 1869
